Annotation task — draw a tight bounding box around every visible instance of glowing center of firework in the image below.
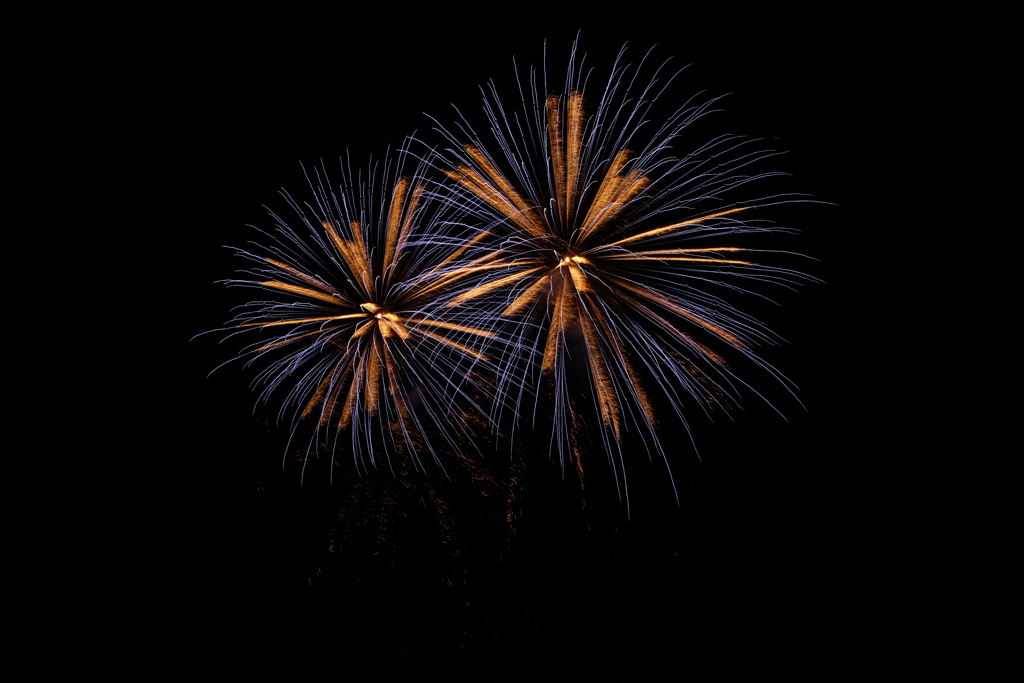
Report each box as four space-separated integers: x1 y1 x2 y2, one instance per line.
360 302 384 317
556 254 591 268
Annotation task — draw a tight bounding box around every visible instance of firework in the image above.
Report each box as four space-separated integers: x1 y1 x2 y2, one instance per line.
428 43 809 509
212 42 809 521
220 147 503 477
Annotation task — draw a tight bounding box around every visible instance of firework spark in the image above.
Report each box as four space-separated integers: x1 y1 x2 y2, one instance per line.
429 43 809 509
221 150 502 477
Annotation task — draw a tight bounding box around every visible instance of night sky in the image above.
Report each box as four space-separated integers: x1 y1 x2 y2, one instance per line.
155 10 1017 678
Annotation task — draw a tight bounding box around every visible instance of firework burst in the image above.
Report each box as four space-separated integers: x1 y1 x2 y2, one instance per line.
428 43 809 509
210 41 811 523
220 148 503 478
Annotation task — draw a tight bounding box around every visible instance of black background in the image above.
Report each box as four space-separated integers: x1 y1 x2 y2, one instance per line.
136 8 1018 678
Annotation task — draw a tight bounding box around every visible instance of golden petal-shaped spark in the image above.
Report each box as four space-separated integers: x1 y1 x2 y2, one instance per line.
303 370 335 423
602 250 753 266
605 208 750 249
548 94 566 224
581 167 651 244
347 220 374 293
323 220 373 295
601 246 752 266
238 313 367 329
384 176 410 270
584 298 655 426
413 250 509 301
608 275 746 349
378 318 397 338
381 342 413 426
566 92 584 226
364 336 382 413
263 257 341 297
547 91 586 230
446 265 547 307
405 316 497 338
260 280 345 305
620 295 728 366
382 178 425 278
604 168 650 220
464 145 546 233
446 166 544 237
446 147 549 239
399 183 424 247
351 319 377 340
501 272 552 317
566 261 592 295
338 374 360 430
617 256 754 265
542 279 572 374
304 361 353 426
578 149 634 239
577 302 622 438
379 314 411 340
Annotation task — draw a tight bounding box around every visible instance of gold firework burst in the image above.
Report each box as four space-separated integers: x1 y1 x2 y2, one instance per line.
446 95 754 435
432 48 804 506
228 164 500 474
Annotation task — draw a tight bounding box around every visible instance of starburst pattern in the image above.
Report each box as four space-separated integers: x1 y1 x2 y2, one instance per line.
428 44 808 508
212 42 811 523
222 151 501 477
